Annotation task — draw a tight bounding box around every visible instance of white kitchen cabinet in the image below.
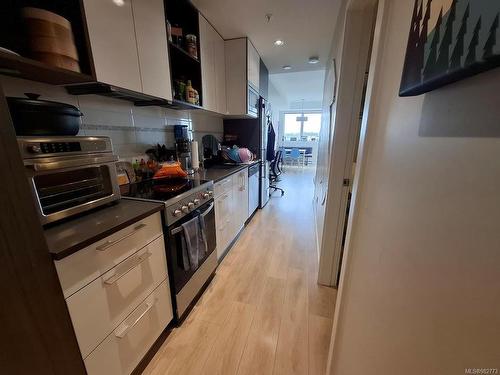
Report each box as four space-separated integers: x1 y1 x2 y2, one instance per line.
225 37 260 117
132 0 173 100
83 0 172 99
231 168 249 235
199 14 226 114
247 40 260 91
54 212 173 374
84 280 172 375
214 169 249 261
199 14 217 112
214 31 227 114
215 185 233 261
83 0 142 92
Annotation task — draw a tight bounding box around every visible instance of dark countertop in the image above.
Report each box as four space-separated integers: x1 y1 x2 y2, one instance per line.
197 160 260 183
45 200 164 260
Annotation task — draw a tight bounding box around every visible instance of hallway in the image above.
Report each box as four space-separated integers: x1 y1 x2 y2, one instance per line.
144 168 337 375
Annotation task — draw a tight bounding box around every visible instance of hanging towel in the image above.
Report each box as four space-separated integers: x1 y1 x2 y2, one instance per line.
198 213 208 256
180 235 190 271
182 215 208 270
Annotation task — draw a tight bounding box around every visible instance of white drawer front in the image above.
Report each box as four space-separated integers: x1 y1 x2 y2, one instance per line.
214 176 233 198
56 212 163 298
67 236 167 358
84 279 173 375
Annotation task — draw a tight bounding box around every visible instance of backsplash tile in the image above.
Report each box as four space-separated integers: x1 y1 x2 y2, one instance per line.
1 76 223 159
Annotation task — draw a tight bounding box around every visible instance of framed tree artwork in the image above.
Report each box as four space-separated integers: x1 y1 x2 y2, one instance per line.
399 0 500 96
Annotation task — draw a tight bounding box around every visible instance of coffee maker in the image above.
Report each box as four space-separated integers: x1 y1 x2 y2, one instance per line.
174 125 194 175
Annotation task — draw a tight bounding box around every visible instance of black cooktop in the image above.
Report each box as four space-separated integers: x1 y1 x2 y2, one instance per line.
120 177 209 202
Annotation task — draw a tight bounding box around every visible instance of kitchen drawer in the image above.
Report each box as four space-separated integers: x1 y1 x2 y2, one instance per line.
56 212 163 298
84 279 173 375
66 236 167 358
214 176 233 198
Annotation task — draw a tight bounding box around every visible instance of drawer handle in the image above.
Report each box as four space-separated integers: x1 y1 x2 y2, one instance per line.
114 299 156 339
96 223 147 251
103 251 152 285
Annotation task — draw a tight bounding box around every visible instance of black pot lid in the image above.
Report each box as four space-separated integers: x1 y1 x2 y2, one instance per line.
7 93 83 116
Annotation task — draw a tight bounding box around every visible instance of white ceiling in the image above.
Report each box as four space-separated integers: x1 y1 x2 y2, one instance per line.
192 0 342 73
269 70 325 112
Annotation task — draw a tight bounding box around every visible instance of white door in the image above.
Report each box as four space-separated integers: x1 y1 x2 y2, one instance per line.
317 8 376 287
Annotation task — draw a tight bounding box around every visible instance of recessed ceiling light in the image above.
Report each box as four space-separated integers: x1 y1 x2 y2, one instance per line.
308 56 320 64
282 65 292 70
113 0 125 6
274 40 284 46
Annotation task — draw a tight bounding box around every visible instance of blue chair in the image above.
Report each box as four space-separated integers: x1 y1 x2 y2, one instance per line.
289 148 301 166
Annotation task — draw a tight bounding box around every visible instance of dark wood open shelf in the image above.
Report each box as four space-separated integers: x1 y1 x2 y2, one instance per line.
165 0 203 107
0 0 95 85
168 42 199 64
0 51 94 85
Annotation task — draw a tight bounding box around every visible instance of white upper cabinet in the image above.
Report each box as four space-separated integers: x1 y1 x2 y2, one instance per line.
83 0 172 99
199 14 217 112
214 29 227 114
247 40 260 91
132 0 173 100
83 0 142 92
225 37 260 117
199 14 226 114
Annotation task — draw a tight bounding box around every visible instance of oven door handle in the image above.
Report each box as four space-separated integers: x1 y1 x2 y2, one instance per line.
170 202 214 236
25 155 118 171
200 202 215 218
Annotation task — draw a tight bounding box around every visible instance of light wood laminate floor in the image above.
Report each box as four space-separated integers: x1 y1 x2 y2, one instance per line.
144 167 337 375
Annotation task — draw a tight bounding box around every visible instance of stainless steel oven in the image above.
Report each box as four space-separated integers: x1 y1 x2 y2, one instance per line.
167 198 217 320
18 136 120 225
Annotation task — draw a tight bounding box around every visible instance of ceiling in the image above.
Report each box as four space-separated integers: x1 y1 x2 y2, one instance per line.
192 0 342 73
269 70 325 109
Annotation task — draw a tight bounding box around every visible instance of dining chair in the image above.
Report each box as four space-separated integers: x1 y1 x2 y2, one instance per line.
290 148 301 166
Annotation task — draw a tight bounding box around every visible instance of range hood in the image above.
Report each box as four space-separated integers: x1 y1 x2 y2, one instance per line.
65 82 200 110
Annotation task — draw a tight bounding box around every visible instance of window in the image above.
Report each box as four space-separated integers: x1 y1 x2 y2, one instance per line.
283 111 321 141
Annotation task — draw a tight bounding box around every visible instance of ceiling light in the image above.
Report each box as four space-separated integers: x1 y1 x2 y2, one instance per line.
113 0 125 6
282 65 292 70
308 56 320 64
274 40 284 46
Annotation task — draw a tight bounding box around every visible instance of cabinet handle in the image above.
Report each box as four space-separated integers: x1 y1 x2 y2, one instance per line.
96 223 147 251
114 299 156 339
103 251 152 285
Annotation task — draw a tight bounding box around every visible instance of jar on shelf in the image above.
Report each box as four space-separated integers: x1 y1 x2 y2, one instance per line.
185 34 198 59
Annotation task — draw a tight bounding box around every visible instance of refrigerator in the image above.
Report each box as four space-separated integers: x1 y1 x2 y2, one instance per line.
223 97 271 208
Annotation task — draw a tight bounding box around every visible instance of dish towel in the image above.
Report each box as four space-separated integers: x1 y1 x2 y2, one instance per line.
182 215 208 270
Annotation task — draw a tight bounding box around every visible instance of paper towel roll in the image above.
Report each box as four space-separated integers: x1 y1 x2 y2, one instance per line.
191 141 199 170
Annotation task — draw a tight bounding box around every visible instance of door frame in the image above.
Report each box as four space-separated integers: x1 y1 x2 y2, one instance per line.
317 0 379 287
326 0 389 373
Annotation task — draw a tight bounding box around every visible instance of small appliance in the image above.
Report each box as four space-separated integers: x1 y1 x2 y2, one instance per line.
18 136 120 225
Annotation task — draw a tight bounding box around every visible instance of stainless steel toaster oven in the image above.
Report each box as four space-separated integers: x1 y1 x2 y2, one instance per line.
18 136 120 225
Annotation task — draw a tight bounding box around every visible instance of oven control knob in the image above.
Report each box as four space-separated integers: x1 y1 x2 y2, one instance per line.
203 193 209 199
173 209 182 217
27 145 41 154
188 202 195 210
181 205 189 213
193 199 200 206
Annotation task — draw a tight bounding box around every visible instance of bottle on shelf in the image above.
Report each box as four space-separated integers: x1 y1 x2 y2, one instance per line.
186 80 197 104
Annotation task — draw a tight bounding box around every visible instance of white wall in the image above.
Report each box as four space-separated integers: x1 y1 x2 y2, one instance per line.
329 1 500 374
1 76 223 160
